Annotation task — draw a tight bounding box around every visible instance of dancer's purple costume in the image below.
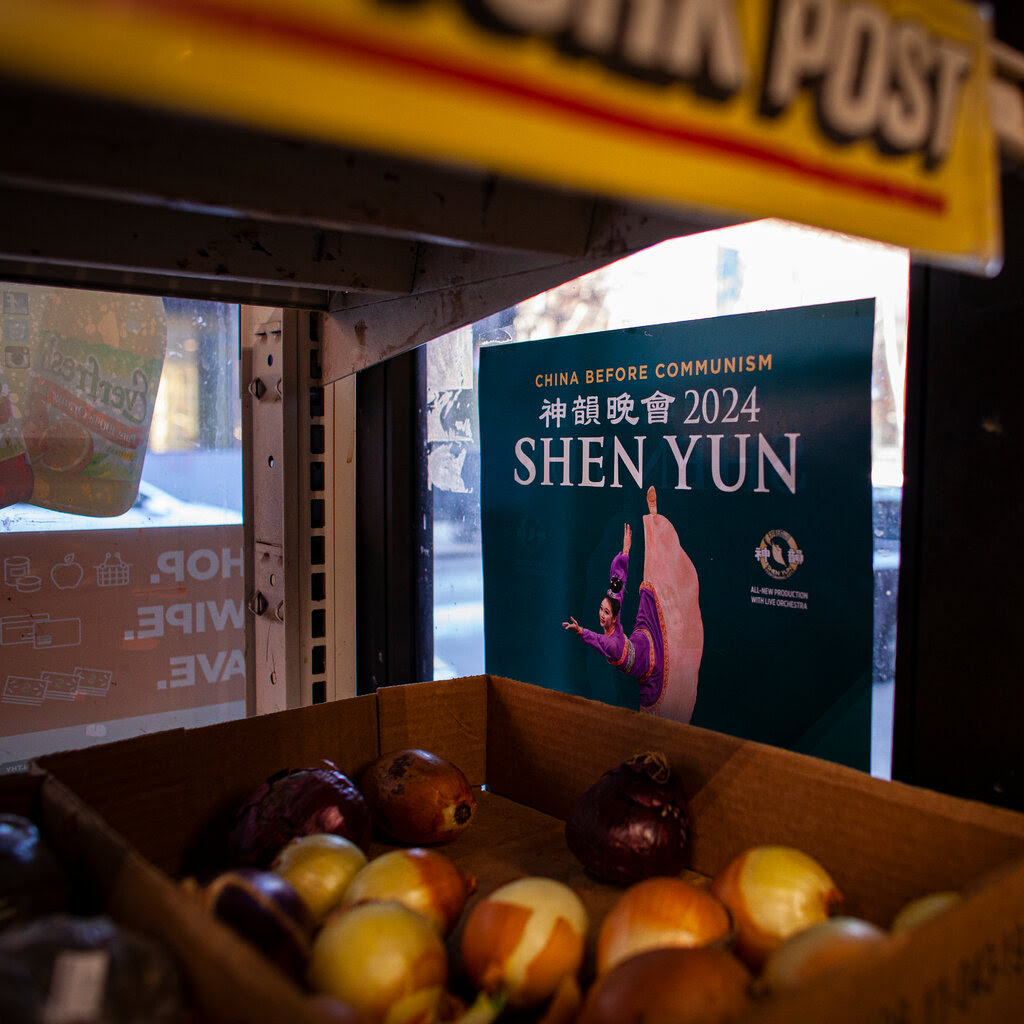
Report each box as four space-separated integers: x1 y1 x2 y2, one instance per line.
579 550 664 710
577 513 704 723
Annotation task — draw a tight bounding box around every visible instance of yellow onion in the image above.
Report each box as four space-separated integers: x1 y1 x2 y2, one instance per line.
755 917 887 996
359 749 476 845
596 877 733 976
308 900 447 1024
460 876 589 1008
578 946 753 1024
890 891 962 934
271 833 368 925
709 845 843 970
341 848 476 936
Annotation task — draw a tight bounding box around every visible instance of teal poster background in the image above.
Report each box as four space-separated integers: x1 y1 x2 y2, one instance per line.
478 300 875 770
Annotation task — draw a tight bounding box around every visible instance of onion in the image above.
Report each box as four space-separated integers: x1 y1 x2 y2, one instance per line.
341 848 476 936
890 891 962 933
460 876 589 1009
565 752 688 885
307 900 447 1024
271 833 368 925
358 749 476 845
201 867 312 979
577 946 753 1024
0 914 185 1024
0 813 71 930
596 877 733 976
229 762 372 868
709 845 843 970
755 917 887 996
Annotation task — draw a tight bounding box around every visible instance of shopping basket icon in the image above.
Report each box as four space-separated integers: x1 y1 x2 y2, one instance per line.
95 552 131 587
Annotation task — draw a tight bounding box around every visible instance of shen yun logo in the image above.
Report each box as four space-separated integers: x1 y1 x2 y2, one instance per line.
755 529 803 580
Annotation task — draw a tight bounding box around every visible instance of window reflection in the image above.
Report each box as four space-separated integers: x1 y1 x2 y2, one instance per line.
0 286 244 767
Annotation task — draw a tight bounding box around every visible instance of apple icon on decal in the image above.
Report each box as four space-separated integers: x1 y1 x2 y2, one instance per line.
51 554 84 590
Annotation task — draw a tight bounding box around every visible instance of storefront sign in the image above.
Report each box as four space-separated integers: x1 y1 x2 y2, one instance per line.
0 525 245 755
0 0 1001 272
479 301 875 769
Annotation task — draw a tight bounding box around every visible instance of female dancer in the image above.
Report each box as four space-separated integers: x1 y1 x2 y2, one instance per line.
562 487 703 723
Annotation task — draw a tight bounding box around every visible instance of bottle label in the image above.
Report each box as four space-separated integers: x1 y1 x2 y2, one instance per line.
25 333 163 483
42 949 109 1024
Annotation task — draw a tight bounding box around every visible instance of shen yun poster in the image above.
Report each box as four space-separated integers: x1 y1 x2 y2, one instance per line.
479 300 875 770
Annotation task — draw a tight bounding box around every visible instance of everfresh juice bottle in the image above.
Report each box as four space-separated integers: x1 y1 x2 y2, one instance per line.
24 288 167 516
0 361 33 509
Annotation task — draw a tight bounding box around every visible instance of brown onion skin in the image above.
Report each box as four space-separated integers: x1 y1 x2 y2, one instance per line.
566 752 688 885
596 877 734 976
358 749 476 844
754 917 888 997
341 847 476 936
577 946 753 1024
709 846 843 971
460 876 589 1009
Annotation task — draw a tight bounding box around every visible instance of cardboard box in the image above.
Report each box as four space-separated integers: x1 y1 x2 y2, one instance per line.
36 675 1024 1021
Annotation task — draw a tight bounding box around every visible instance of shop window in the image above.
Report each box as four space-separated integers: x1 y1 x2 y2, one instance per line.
429 219 907 779
0 285 244 768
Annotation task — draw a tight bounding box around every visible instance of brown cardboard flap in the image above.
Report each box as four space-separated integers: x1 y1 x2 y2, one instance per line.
0 763 48 819
35 771 131 904
2 768 132 916
375 675 488 786
37 728 194 876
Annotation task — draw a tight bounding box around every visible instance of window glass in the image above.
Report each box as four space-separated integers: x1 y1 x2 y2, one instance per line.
0 285 244 769
429 219 907 779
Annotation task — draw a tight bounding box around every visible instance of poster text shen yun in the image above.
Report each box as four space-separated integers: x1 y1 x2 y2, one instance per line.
480 300 875 771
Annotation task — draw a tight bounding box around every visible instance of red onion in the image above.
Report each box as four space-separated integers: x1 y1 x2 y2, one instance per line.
202 868 312 979
0 814 71 929
565 752 688 885
228 762 372 868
